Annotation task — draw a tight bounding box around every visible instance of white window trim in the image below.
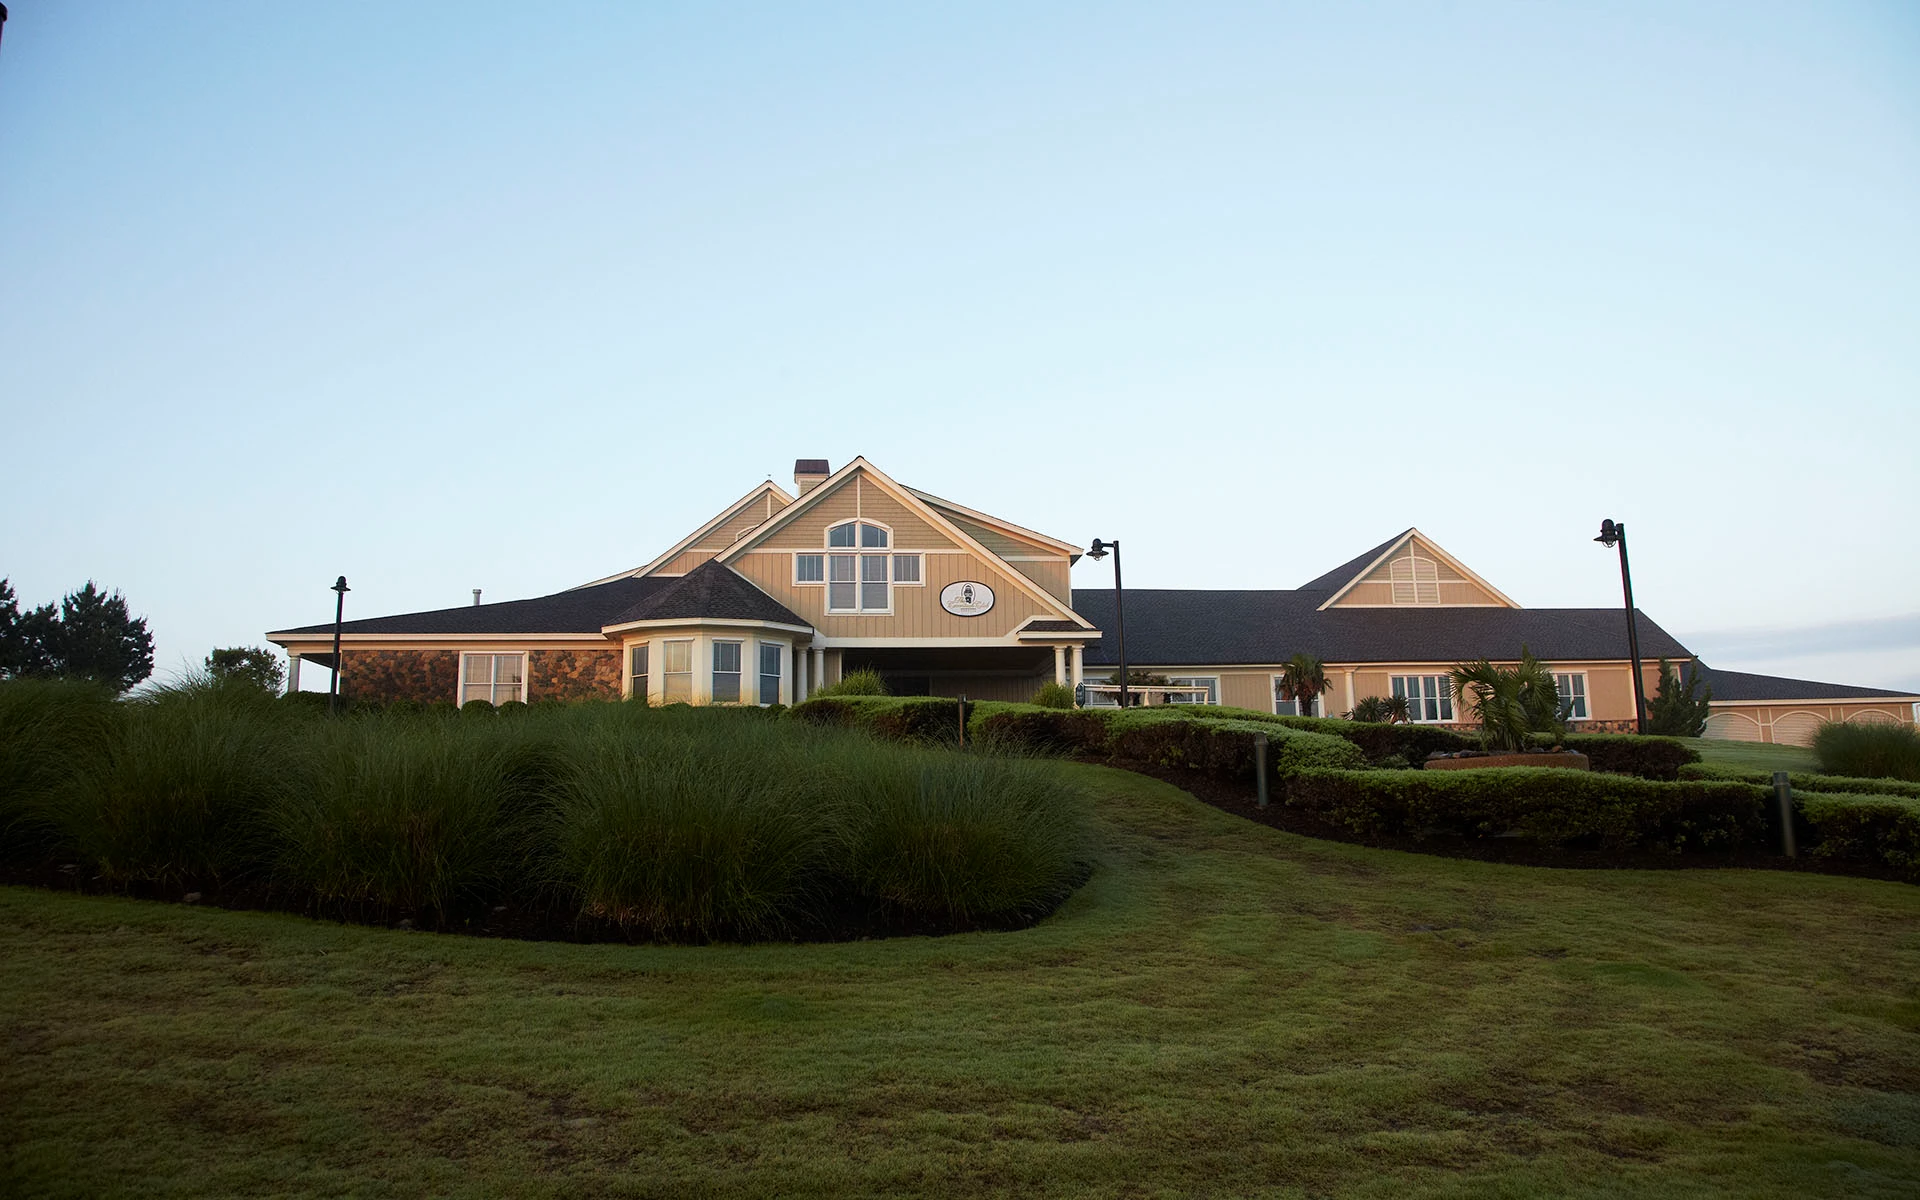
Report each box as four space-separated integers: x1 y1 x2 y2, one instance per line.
1390 673 1456 724
626 641 649 700
891 552 925 587
457 651 528 706
1554 671 1591 721
793 552 826 585
825 519 897 615
661 638 696 705
1269 675 1324 717
710 638 745 705
1167 674 1220 705
756 640 785 706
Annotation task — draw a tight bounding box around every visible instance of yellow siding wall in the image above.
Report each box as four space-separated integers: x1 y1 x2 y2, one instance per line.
1010 558 1072 603
653 491 790 575
756 478 954 550
1705 702 1915 745
733 549 1056 639
1329 538 1508 608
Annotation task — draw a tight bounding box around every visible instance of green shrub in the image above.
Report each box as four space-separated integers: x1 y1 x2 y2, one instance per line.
270 714 548 920
1813 721 1920 782
34 680 292 884
810 668 888 698
1104 709 1366 780
0 679 120 859
1679 761 1920 799
461 699 496 717
1286 767 1769 852
543 723 830 940
1795 792 1920 881
834 746 1089 926
790 695 973 743
972 704 1115 755
1532 733 1700 781
1164 704 1477 764
1030 681 1076 710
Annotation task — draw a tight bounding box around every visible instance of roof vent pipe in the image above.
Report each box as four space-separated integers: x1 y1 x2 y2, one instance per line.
472 589 482 607
794 458 829 495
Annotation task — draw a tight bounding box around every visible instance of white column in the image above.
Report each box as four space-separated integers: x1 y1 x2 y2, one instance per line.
795 645 808 702
1344 669 1356 715
1053 645 1067 685
1070 644 1084 687
812 646 826 688
287 652 301 695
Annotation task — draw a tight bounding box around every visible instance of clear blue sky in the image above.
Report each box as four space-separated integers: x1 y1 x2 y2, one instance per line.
2 1 1916 692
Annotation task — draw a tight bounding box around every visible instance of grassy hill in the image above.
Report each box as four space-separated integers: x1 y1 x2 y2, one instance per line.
4 764 1917 1198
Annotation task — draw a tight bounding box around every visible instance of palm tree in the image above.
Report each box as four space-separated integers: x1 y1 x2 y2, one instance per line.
1380 694 1411 724
1449 646 1566 752
1277 653 1330 718
1347 695 1394 723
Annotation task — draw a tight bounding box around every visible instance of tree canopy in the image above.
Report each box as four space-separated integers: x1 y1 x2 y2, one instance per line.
0 578 155 692
206 646 286 694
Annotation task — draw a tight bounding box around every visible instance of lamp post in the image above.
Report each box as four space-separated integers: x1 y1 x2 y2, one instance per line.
328 575 350 715
1593 520 1646 735
1086 538 1128 708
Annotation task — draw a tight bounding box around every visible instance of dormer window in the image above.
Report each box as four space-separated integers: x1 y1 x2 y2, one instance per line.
826 521 892 612
1389 554 1441 604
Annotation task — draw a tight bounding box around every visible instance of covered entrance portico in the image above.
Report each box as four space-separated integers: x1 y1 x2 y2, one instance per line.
836 643 1088 703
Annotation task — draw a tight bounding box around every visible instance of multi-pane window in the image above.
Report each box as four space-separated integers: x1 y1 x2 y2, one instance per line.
461 653 525 705
892 554 922 585
795 554 824 583
662 640 693 703
1168 675 1218 705
758 643 782 706
1554 672 1589 720
826 521 892 612
629 645 648 699
712 641 743 703
1273 681 1322 717
1391 674 1455 722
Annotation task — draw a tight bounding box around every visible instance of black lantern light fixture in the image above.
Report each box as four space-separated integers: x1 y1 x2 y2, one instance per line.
1593 520 1646 735
1085 538 1128 708
329 575 350 715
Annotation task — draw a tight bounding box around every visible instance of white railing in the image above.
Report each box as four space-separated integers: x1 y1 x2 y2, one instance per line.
1076 683 1214 708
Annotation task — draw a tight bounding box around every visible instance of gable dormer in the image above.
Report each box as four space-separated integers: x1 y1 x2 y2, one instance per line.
1314 529 1518 610
573 480 793 588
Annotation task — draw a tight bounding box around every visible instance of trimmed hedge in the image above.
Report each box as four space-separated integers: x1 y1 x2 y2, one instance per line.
1679 762 1920 800
789 696 974 743
1530 733 1700 781
1796 792 1920 881
1102 710 1367 781
1285 767 1769 852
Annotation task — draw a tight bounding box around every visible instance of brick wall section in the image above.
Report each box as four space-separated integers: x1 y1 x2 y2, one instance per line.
531 649 623 701
342 649 460 704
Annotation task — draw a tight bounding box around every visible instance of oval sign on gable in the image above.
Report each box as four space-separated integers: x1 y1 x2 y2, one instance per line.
940 581 995 617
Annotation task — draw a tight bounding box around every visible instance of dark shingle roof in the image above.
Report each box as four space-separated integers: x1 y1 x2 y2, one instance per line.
606 560 807 627
794 458 830 475
1071 588 1692 667
1691 662 1920 702
271 576 668 637
1294 531 1410 594
1018 619 1090 633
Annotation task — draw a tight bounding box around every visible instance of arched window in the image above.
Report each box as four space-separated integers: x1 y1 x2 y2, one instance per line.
1388 554 1441 604
825 520 891 612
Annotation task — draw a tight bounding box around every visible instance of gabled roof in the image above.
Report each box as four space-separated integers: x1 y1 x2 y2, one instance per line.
1310 528 1519 611
1073 587 1690 667
1690 662 1920 703
573 480 793 588
269 576 666 638
904 486 1082 556
718 457 1094 628
1296 532 1410 593
603 560 807 630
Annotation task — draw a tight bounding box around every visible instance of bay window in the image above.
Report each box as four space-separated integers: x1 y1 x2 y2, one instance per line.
662 640 693 703
712 640 743 703
758 642 782 705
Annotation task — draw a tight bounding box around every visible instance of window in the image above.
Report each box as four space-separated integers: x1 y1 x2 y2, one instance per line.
662 640 693 703
892 554 922 585
824 521 894 612
1554 672 1589 720
629 644 648 698
712 640 742 703
461 652 525 706
1272 680 1322 717
795 554 824 584
1389 555 1441 605
758 642 782 705
1391 674 1454 722
1168 675 1218 705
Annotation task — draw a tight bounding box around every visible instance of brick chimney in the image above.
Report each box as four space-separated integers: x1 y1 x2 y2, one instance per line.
794 459 829 495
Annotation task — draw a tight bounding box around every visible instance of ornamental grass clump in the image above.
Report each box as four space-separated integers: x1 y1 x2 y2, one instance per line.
832 742 1088 927
37 677 291 885
543 720 833 939
0 678 120 859
809 668 889 698
270 712 551 921
1813 721 1920 783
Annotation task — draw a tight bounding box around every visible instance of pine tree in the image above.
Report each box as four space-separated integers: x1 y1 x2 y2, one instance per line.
1646 657 1713 737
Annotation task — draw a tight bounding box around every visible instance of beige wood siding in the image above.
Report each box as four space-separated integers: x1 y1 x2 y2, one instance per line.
1328 536 1509 608
1219 672 1273 712
659 549 717 575
1010 557 1072 603
1705 701 1915 744
754 477 957 551
734 547 1056 638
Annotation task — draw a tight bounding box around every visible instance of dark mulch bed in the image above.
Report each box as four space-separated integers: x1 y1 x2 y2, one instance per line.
0 856 1093 945
1127 763 1911 884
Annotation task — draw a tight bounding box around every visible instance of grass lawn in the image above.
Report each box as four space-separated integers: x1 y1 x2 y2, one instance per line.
4 764 1918 1199
1686 737 1821 774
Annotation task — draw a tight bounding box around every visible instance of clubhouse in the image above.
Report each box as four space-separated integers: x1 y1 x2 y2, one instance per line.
267 458 1919 745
